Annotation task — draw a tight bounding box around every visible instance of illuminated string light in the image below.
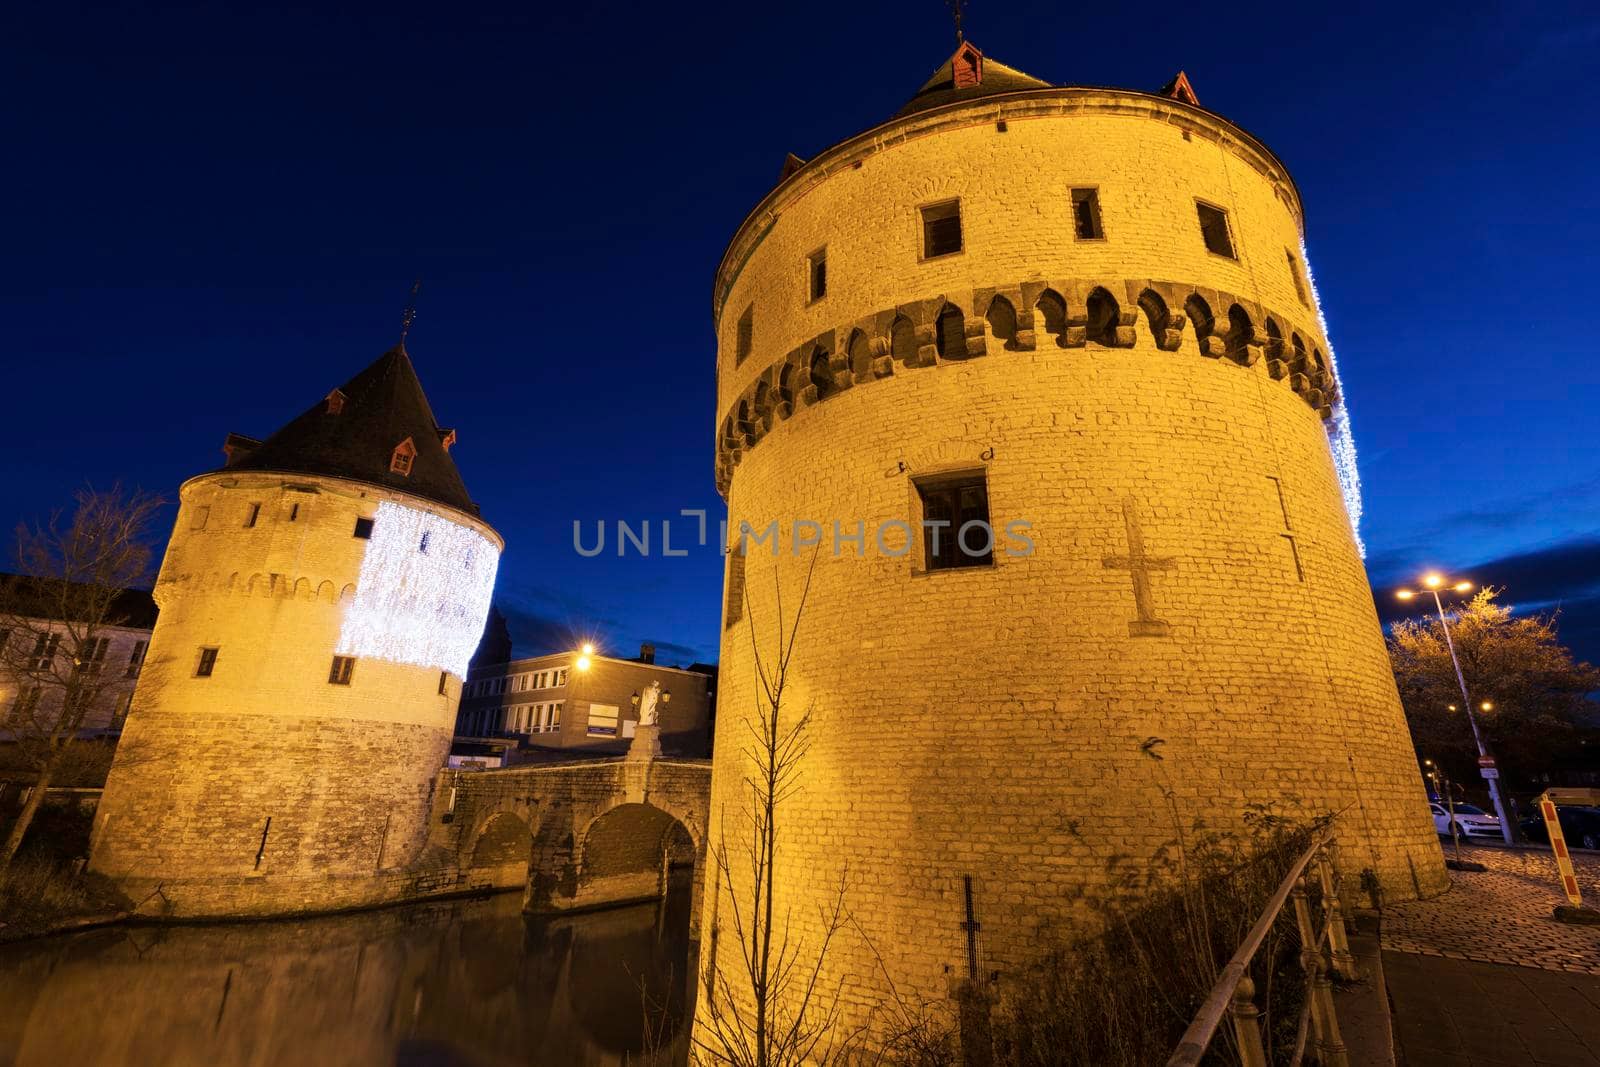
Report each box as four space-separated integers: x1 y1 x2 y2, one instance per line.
337 500 500 676
1299 238 1365 557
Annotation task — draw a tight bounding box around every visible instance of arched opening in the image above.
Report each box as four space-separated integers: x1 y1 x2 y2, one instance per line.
847 329 873 381
986 295 1018 350
576 802 697 911
1184 295 1215 351
935 304 967 360
1263 318 1285 362
1036 289 1068 347
736 399 752 442
777 363 796 412
469 811 532 884
1138 289 1170 348
890 315 918 363
720 414 737 453
1224 304 1254 363
752 380 772 426
1085 287 1121 347
808 346 835 399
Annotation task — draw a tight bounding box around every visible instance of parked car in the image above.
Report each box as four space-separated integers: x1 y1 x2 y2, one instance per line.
1427 801 1503 839
1519 806 1600 851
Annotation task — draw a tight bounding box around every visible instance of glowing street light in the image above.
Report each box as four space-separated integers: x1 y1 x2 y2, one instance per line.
1394 572 1513 843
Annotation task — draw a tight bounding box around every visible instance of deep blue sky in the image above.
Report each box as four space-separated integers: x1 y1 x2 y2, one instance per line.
4 1 1598 666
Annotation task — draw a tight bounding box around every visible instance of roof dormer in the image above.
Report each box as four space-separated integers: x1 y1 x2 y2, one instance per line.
325 389 347 415
390 436 416 476
952 42 983 89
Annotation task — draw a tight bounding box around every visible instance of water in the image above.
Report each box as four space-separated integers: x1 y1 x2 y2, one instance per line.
0 870 697 1066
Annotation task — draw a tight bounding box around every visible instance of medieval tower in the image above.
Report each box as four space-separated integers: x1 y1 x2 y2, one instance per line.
702 44 1445 1035
90 345 501 915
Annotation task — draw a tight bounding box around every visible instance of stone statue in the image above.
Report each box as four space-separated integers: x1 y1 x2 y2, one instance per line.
638 680 662 727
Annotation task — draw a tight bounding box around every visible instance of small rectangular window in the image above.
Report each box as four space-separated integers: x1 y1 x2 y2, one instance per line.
736 304 754 366
289 503 300 522
724 543 747 630
587 703 620 737
112 692 133 727
196 647 219 677
419 531 431 554
438 671 448 696
1196 201 1235 259
30 633 60 670
245 503 261 528
329 655 355 685
1286 249 1309 306
807 248 827 302
915 472 994 572
353 517 375 540
1071 188 1104 240
921 199 963 259
126 640 147 677
190 505 210 531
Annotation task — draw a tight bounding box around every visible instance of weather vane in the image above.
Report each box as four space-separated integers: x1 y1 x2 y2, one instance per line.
399 278 420 345
947 0 966 42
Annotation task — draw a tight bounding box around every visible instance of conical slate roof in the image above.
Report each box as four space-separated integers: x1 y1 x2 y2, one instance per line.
224 345 477 515
895 42 1052 118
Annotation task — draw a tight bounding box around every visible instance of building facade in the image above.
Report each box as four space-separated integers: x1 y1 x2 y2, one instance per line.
701 43 1445 1039
89 345 503 916
0 583 156 740
457 645 713 759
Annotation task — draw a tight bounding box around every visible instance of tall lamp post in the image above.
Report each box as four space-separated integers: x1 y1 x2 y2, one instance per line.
1396 573 1515 844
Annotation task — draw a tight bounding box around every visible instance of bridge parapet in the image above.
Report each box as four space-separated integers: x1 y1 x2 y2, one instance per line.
429 757 711 933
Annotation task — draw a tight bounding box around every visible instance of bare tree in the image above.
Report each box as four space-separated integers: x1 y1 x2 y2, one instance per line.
695 546 857 1066
0 485 163 869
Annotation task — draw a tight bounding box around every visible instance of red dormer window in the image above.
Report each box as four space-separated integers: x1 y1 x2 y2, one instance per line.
326 389 347 415
390 437 416 476
953 43 983 89
437 428 457 453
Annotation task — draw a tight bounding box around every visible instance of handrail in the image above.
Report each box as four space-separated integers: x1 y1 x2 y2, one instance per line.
1166 828 1332 1067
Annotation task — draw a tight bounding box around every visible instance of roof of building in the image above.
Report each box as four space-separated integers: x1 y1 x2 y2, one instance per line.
221 345 478 515
0 572 158 629
895 41 1053 118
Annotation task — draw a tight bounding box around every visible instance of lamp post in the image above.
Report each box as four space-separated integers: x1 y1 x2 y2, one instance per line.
1396 573 1514 844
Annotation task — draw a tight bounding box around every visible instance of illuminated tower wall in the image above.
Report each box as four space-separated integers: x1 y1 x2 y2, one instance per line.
699 46 1444 1039
90 346 501 916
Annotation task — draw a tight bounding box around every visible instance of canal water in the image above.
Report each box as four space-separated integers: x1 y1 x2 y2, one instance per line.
0 870 697 1066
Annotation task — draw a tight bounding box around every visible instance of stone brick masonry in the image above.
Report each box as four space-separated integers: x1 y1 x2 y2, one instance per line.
700 84 1448 1041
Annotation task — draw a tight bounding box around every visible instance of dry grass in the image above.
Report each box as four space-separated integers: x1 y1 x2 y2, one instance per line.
987 807 1320 1066
0 805 126 939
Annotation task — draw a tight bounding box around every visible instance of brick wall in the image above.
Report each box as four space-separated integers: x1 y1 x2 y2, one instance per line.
700 89 1447 1041
88 470 503 915
460 653 714 757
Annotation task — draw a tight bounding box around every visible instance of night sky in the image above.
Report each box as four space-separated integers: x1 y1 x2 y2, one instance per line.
5 1 1598 667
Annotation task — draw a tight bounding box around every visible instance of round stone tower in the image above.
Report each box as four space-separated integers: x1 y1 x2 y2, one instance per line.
701 45 1443 1038
91 345 502 916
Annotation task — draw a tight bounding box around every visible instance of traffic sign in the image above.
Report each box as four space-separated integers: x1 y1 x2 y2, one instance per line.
1477 756 1497 768
1480 767 1499 780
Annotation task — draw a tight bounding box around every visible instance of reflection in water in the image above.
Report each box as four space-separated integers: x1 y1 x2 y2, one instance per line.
0 869 696 1067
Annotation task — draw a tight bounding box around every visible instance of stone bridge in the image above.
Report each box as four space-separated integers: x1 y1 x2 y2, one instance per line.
427 755 711 933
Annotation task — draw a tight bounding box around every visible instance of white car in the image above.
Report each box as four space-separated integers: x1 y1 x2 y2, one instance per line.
1429 801 1502 839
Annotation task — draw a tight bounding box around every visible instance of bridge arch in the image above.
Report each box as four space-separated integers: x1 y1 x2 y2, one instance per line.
574 802 697 910
468 810 533 883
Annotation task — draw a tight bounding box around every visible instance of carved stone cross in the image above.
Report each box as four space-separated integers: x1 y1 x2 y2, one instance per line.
1102 496 1174 637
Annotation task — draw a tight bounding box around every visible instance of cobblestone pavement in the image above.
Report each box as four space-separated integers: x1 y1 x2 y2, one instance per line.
1378 842 1600 1065
1382 842 1600 976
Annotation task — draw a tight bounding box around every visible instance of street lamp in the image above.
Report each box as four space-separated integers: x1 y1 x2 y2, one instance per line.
1395 573 1514 843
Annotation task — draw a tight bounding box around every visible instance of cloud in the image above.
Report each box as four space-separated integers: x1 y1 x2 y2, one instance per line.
1371 534 1600 665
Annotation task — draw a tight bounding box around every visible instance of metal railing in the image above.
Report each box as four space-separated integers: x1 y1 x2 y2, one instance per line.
1167 829 1359 1067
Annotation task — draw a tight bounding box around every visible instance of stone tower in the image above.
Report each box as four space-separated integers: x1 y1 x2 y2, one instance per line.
702 45 1444 1037
90 345 502 916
